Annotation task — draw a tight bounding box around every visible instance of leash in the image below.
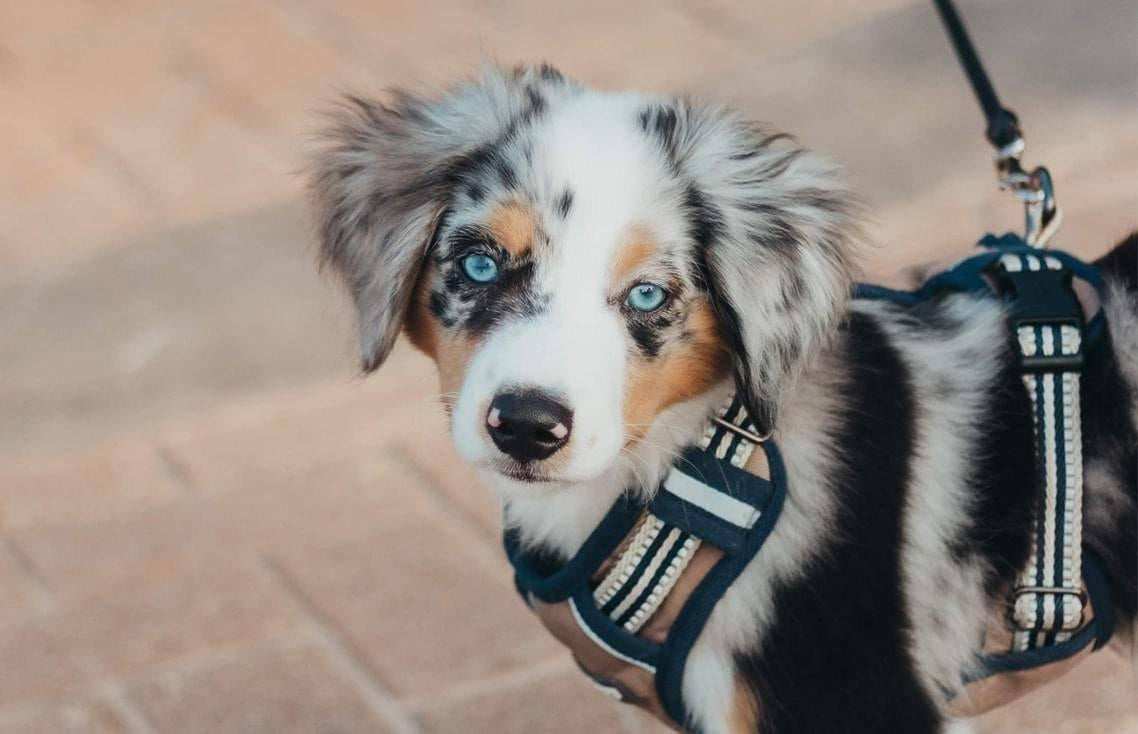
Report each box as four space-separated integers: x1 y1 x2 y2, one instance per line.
932 0 1061 247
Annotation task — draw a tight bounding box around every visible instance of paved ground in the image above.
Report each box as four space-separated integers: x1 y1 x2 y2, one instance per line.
1 1 1135 732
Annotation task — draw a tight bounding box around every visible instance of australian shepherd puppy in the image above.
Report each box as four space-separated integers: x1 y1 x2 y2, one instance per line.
307 64 1137 733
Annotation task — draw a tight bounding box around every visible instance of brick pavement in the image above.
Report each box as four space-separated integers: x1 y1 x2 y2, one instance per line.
1 1 1135 732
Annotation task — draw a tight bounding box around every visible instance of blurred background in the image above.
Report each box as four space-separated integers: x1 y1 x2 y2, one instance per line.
1 1 1135 732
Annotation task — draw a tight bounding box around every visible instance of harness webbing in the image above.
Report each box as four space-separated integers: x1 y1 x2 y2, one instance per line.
859 235 1113 677
505 394 785 731
997 253 1087 650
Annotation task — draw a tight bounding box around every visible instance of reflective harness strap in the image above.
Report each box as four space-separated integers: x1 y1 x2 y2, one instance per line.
992 252 1087 651
591 398 763 637
857 238 1114 710
506 394 784 732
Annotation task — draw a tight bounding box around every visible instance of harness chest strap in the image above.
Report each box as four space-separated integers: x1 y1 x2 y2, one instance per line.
506 396 783 732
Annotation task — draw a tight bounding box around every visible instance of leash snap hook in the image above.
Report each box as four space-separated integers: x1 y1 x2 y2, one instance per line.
995 139 1062 248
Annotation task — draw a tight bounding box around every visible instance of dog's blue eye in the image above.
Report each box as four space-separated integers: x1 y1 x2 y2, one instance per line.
461 253 499 283
625 283 667 312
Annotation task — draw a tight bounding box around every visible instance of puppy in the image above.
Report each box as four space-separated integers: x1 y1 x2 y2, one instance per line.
307 64 1137 733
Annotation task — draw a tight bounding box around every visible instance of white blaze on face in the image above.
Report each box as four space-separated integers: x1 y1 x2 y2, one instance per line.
449 92 676 488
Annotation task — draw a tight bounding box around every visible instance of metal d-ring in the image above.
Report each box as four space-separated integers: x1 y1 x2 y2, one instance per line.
711 416 772 444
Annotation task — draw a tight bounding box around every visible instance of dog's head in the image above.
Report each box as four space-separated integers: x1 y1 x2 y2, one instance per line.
309 64 856 497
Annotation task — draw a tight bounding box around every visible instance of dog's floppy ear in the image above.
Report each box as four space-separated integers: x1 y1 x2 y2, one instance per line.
666 104 858 432
307 64 569 371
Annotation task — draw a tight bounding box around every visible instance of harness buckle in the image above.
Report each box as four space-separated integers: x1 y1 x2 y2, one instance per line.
989 254 1084 373
1010 585 1087 633
995 139 1061 248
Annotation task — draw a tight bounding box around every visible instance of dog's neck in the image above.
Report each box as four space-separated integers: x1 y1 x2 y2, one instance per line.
499 333 849 561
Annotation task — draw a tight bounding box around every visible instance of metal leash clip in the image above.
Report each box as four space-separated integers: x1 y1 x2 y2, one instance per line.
995 137 1062 249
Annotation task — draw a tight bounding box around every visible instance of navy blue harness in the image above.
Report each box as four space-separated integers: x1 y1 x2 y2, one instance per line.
507 399 786 726
857 233 1115 681
505 233 1116 730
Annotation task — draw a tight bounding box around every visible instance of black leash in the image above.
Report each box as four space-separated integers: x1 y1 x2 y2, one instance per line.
931 0 1021 150
931 0 1061 247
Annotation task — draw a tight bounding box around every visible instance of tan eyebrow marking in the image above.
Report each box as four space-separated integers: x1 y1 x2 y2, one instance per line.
610 223 657 286
486 200 536 257
623 297 729 441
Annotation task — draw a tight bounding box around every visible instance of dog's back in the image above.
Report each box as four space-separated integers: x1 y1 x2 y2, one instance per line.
1089 233 1138 649
1097 233 1138 294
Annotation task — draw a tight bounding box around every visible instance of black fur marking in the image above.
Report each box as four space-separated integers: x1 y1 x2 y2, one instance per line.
737 312 940 734
626 312 672 358
1081 325 1138 619
682 184 723 250
1083 235 1138 620
537 62 564 83
638 104 681 168
751 147 806 181
1095 231 1137 292
464 182 486 203
737 209 800 255
442 88 549 196
428 290 457 328
555 189 574 219
686 183 769 431
461 260 544 335
903 298 967 334
449 224 500 256
428 290 448 317
948 329 1037 590
524 86 547 116
495 158 518 190
445 144 498 193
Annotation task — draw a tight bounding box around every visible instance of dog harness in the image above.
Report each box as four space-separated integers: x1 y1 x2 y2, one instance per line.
506 396 782 729
859 234 1115 715
503 234 1116 732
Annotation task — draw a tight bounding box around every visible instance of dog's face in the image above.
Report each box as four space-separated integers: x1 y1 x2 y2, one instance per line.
309 65 855 497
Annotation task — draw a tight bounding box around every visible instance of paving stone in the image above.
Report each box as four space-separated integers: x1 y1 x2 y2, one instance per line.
10 450 433 600
267 0 493 89
676 0 915 51
273 510 559 699
0 541 46 624
0 558 297 707
468 1 750 91
11 6 291 222
391 409 501 540
0 3 281 268
171 0 373 159
131 642 390 734
0 697 130 734
975 648 1138 734
158 356 437 497
0 202 358 460
417 668 626 734
0 436 182 529
0 86 150 270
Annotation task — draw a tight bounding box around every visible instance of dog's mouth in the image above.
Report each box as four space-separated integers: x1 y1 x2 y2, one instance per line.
489 459 556 484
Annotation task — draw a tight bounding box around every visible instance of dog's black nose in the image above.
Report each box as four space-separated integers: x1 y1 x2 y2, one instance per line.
487 390 573 463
